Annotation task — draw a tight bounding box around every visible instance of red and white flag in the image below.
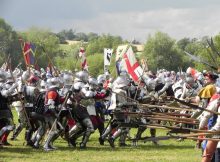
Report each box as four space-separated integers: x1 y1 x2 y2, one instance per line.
122 46 143 82
79 47 88 71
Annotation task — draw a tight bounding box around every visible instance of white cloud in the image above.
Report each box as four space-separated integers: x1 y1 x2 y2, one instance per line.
64 6 220 42
3 1 220 43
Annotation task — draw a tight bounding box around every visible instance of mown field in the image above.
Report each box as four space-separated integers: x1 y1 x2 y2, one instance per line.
0 110 201 162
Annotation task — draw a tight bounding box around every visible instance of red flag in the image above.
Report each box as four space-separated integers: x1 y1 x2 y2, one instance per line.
123 47 143 82
23 42 35 66
79 47 88 71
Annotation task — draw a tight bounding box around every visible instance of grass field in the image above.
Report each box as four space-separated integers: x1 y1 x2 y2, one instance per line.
0 110 202 162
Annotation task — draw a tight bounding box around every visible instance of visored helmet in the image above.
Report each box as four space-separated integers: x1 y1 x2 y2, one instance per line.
0 69 7 82
75 70 89 83
97 74 105 85
63 73 73 86
113 76 130 89
147 78 156 91
40 80 47 92
21 70 31 82
185 76 195 88
5 72 14 84
48 77 60 89
88 77 98 86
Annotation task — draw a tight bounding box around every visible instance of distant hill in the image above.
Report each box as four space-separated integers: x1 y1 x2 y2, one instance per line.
65 40 144 52
65 40 88 45
132 44 144 52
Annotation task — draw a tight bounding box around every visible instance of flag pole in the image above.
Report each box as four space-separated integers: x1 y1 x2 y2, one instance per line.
18 38 28 70
40 45 59 76
7 55 32 128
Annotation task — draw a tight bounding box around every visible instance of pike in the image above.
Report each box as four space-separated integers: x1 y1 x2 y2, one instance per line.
140 103 195 112
120 111 198 122
134 109 191 117
184 51 217 70
143 135 220 142
133 130 220 142
118 117 197 129
47 89 72 137
207 37 220 58
145 124 220 134
40 45 59 76
206 46 219 68
142 116 198 125
174 98 220 116
152 112 191 117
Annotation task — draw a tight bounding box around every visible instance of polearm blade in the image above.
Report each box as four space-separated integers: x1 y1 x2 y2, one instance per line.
206 46 218 67
184 51 217 70
210 37 220 57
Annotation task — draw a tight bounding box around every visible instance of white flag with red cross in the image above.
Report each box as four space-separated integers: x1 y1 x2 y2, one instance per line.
122 46 143 82
79 47 88 71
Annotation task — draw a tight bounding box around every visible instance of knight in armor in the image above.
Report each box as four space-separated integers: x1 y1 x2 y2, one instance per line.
156 71 174 97
135 75 159 145
86 77 109 144
180 76 202 100
68 70 108 148
172 73 185 99
43 77 65 151
100 73 131 148
0 70 19 146
57 72 75 144
11 73 40 147
29 80 47 149
11 70 31 140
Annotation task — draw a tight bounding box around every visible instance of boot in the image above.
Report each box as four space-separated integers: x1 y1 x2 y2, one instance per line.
1 132 12 146
108 137 115 148
99 137 104 145
80 142 86 149
135 127 146 140
25 129 34 146
150 128 159 145
80 131 92 149
101 125 111 140
68 138 77 148
43 132 57 151
11 124 23 140
33 134 42 149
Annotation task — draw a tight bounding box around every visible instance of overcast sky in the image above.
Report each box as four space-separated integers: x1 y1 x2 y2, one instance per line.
1 0 220 42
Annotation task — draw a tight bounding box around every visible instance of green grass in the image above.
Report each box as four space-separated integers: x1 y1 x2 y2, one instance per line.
0 110 201 162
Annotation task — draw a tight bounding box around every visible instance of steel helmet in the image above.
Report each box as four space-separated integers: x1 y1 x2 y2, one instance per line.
75 70 89 83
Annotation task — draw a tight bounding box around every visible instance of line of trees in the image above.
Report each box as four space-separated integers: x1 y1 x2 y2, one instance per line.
1 17 220 76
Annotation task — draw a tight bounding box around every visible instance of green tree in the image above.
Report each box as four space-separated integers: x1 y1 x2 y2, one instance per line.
19 27 61 68
86 34 123 55
142 32 183 71
87 32 99 42
74 32 88 42
0 18 21 68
